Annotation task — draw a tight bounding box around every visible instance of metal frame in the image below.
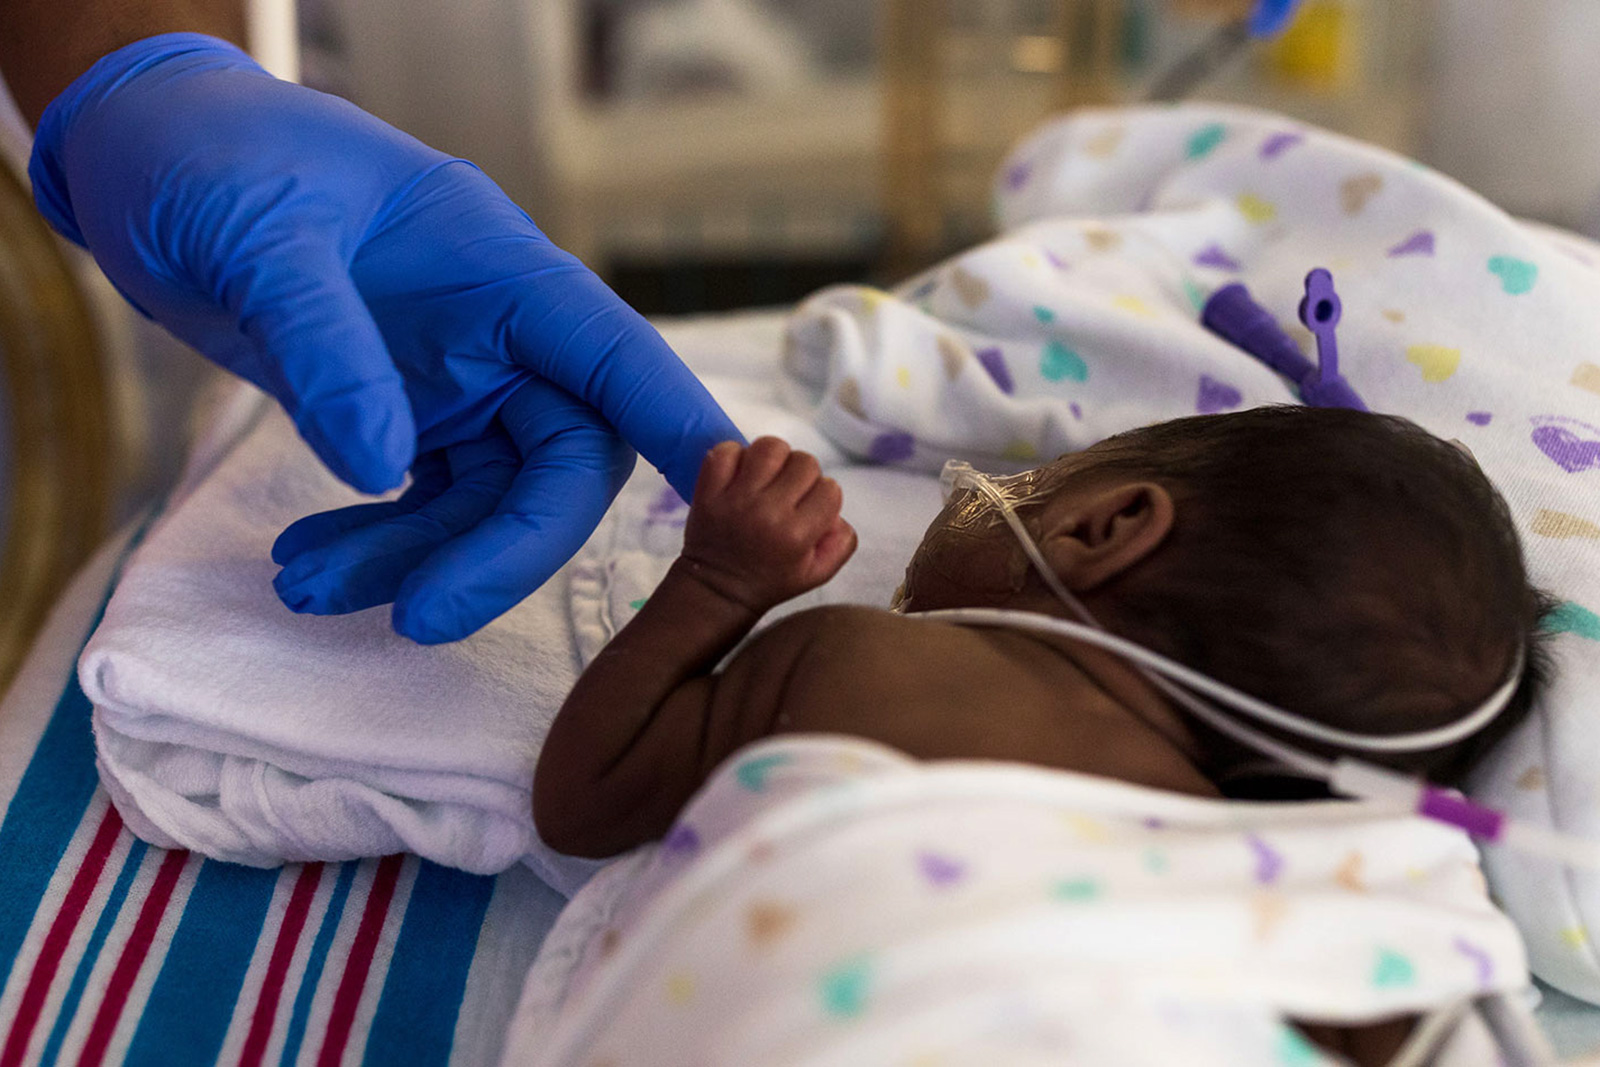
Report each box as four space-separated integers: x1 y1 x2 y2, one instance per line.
0 161 113 696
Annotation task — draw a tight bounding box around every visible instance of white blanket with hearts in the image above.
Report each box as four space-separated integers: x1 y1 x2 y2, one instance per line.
780 103 1600 1000
504 735 1525 1067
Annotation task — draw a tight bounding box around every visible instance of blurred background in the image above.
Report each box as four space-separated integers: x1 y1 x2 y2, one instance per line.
303 0 1600 311
4 0 1600 683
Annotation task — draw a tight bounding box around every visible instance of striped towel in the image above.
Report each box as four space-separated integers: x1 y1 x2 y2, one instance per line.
0 530 564 1066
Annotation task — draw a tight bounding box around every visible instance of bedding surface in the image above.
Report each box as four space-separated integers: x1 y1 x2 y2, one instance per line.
504 734 1523 1066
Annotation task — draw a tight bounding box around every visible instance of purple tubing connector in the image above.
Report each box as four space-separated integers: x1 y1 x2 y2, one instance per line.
1200 268 1368 411
1418 787 1506 841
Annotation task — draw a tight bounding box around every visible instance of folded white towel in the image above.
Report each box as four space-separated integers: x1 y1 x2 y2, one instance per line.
80 314 943 893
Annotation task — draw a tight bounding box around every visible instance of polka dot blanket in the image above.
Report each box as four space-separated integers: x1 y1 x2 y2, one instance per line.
504 736 1522 1066
780 103 1600 1001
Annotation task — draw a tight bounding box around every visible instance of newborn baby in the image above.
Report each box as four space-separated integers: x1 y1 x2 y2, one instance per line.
530 405 1551 1066
536 405 1551 858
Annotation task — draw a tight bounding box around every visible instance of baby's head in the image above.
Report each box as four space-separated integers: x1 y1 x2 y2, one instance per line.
900 406 1555 785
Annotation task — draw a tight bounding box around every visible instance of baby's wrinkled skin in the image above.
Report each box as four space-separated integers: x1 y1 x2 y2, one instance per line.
534 436 1410 1065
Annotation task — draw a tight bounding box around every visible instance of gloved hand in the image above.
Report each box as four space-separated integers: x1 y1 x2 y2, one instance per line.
30 33 743 643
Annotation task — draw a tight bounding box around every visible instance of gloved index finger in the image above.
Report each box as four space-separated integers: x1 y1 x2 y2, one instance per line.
503 261 744 501
391 379 637 644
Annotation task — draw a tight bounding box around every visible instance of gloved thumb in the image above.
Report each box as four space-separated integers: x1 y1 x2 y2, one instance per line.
227 240 416 493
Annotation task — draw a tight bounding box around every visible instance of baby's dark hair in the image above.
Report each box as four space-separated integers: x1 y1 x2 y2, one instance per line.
1073 406 1556 787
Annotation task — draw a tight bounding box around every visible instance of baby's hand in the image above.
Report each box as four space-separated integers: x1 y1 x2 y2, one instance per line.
680 438 857 612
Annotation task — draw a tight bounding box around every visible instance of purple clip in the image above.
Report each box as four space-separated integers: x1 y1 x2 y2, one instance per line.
1296 269 1366 411
1200 268 1367 411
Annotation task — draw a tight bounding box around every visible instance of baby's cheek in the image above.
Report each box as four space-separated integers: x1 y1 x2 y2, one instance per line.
903 529 1029 610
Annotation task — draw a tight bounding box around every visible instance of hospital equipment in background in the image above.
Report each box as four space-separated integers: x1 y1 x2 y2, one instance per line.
0 160 111 695
322 0 1429 307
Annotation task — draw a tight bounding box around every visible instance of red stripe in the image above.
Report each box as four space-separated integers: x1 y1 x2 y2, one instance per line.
314 855 403 1067
76 847 189 1067
0 806 124 1067
237 864 323 1067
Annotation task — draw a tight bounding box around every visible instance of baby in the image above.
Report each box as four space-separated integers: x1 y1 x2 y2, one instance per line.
530 405 1552 1065
535 405 1552 858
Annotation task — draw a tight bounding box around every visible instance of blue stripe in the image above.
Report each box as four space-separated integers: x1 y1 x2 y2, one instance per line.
279 861 359 1067
123 860 280 1067
362 862 496 1065
37 839 150 1067
0 535 139 992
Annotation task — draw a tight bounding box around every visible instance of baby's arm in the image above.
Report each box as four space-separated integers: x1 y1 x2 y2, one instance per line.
534 437 857 858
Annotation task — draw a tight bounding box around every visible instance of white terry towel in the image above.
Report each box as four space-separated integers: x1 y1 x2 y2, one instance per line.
78 315 945 892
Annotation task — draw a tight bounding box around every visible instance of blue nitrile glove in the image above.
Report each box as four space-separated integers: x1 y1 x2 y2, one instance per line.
30 34 743 643
1249 0 1303 37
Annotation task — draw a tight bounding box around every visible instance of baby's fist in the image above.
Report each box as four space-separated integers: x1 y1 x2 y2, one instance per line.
681 438 857 612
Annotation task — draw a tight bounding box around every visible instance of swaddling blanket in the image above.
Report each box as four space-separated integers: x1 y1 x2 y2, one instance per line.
504 735 1525 1066
782 103 1600 998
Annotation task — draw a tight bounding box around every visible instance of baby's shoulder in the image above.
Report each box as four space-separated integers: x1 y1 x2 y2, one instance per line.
761 604 994 672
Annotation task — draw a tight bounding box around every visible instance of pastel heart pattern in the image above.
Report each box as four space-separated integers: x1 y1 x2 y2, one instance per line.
1454 937 1494 989
1084 227 1122 252
818 955 873 1018
1194 244 1241 271
868 431 916 464
1236 193 1278 224
937 334 968 381
1387 230 1435 257
1041 341 1088 383
836 378 866 418
1372 947 1416 988
1252 891 1288 941
736 753 791 791
746 901 798 948
1186 122 1227 160
1572 361 1600 396
975 346 1014 394
1531 509 1600 540
949 267 990 309
1083 125 1125 158
916 850 968 888
1335 851 1366 893
1051 878 1100 902
1547 601 1600 641
1531 418 1600 473
1196 375 1242 414
1340 172 1384 215
1488 255 1538 295
1247 834 1284 886
1406 344 1460 383
1004 159 1033 191
1260 131 1304 160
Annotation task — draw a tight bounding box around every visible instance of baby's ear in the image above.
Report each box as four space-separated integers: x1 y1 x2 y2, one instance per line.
1038 482 1174 591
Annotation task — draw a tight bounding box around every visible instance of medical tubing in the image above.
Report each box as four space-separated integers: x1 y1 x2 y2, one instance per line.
942 466 1522 753
916 607 1333 779
930 461 1600 864
917 606 1600 871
